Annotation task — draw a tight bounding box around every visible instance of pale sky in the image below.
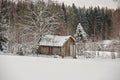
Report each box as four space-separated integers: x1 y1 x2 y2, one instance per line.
11 0 118 9
53 0 118 9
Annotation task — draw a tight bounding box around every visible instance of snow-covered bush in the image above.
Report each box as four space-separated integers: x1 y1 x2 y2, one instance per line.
84 52 96 58
111 52 116 59
17 48 24 56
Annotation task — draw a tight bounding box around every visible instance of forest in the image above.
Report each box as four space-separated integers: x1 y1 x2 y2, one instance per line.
0 0 120 54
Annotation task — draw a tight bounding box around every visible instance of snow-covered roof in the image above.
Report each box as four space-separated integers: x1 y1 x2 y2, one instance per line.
38 35 75 47
97 40 119 47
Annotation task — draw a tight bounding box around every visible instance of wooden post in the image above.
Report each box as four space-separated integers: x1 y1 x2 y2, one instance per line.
49 47 50 55
73 45 77 59
61 47 64 58
111 46 116 59
70 45 73 57
60 48 61 56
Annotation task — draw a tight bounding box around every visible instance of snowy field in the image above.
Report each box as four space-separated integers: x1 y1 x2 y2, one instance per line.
0 54 120 80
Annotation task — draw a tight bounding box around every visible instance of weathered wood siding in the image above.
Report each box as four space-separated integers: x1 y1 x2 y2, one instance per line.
39 46 61 55
62 37 75 56
38 37 75 57
53 47 61 55
39 46 49 55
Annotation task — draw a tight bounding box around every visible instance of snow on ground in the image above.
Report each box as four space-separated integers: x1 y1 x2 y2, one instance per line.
0 55 120 80
100 40 113 47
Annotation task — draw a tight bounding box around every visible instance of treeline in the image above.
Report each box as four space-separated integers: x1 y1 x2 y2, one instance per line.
0 0 120 43
64 4 116 41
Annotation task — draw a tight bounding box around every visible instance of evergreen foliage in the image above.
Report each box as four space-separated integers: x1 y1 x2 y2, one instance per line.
75 23 87 42
0 0 116 44
0 0 9 51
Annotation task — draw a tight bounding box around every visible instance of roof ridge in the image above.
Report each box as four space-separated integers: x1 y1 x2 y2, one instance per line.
38 35 75 47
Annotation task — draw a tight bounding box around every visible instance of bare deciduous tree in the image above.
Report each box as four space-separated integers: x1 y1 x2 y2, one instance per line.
17 1 60 55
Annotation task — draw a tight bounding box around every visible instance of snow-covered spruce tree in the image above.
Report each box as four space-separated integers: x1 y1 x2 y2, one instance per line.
75 23 87 42
0 0 9 51
0 18 8 51
75 23 88 57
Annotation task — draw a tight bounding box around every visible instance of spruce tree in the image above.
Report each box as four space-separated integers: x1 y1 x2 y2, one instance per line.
0 0 8 51
62 3 67 23
71 3 79 31
75 23 87 42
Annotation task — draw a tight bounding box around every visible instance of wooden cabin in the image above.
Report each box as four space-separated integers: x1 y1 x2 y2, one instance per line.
37 35 76 57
